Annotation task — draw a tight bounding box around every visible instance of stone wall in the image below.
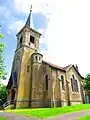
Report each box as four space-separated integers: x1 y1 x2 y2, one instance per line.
16 47 35 108
66 67 83 105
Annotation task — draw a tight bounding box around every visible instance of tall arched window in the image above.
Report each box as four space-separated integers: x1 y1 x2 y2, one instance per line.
20 36 23 44
71 75 79 92
71 78 74 92
61 75 65 90
45 75 48 90
35 56 38 60
75 79 79 92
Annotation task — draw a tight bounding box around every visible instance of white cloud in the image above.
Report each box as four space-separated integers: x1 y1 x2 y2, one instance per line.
13 0 90 76
7 15 34 35
43 1 90 76
8 20 24 32
38 28 48 45
14 0 47 15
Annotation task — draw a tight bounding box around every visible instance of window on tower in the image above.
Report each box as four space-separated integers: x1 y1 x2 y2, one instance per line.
30 35 34 44
27 65 29 72
39 57 41 61
35 56 38 61
20 36 23 44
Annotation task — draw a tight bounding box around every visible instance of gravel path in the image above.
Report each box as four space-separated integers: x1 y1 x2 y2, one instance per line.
0 111 40 120
0 110 90 120
44 110 90 120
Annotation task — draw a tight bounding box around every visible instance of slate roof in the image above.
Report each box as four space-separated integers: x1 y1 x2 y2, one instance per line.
43 60 84 79
25 13 31 27
43 60 71 72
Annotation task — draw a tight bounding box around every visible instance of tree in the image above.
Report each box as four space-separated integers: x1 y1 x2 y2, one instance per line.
0 84 8 106
82 73 90 91
0 30 7 81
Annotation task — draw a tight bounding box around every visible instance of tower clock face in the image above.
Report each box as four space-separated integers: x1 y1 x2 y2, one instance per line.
30 43 34 49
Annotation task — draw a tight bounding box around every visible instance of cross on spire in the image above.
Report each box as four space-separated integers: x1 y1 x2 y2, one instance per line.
25 5 32 28
30 5 32 12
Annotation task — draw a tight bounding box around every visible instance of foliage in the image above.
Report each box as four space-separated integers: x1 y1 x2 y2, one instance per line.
0 32 7 80
0 33 4 38
82 73 90 91
0 84 8 106
6 104 90 118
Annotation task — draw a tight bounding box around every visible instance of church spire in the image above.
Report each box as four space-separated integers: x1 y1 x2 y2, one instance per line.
25 5 32 28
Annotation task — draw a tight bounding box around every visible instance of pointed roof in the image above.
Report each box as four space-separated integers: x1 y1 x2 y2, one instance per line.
25 5 32 27
25 13 31 27
63 64 72 71
16 7 41 36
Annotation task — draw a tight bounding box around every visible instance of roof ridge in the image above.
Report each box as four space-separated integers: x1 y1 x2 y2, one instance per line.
43 60 71 71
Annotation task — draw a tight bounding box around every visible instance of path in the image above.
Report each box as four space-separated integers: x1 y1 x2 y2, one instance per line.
44 110 90 120
0 111 40 120
0 110 90 120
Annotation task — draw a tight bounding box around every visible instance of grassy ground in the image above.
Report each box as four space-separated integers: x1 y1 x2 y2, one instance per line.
6 104 90 118
0 117 7 120
79 115 90 120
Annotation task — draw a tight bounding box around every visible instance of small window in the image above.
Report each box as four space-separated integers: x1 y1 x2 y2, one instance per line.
71 75 78 92
39 57 40 61
72 75 74 79
75 79 79 92
20 36 23 44
27 65 29 72
61 75 65 90
71 78 74 92
45 75 48 90
30 36 34 44
35 56 38 61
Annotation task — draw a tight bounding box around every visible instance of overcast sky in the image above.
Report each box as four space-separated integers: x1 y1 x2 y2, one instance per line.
0 0 90 84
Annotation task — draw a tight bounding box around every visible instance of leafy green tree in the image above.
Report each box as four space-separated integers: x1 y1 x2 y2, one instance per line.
0 33 4 39
82 73 90 91
0 84 8 106
0 30 7 81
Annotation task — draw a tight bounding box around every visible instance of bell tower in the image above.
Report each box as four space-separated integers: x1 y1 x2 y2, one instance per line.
16 5 41 51
11 6 42 108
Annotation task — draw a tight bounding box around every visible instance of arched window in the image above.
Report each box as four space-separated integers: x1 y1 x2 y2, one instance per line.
71 75 75 92
20 36 23 44
71 78 74 91
71 75 78 92
45 75 48 90
35 56 38 60
61 75 65 90
39 57 41 61
27 65 29 72
30 35 34 44
75 79 79 92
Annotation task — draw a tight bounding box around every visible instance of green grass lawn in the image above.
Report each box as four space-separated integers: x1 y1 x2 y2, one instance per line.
0 117 7 120
6 104 90 118
79 115 90 120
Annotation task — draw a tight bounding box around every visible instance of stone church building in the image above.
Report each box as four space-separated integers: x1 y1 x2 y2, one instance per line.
7 10 85 109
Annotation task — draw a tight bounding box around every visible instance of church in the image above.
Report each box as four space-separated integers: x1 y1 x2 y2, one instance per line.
7 9 85 109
